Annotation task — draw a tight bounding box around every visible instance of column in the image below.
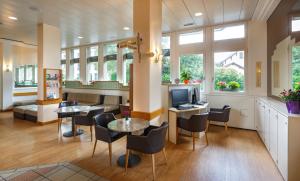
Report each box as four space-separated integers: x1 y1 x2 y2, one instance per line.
80 46 86 83
37 23 61 123
98 43 104 80
65 49 70 80
117 48 123 83
131 0 162 121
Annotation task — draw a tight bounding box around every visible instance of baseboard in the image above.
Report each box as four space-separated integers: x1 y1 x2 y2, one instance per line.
37 119 58 125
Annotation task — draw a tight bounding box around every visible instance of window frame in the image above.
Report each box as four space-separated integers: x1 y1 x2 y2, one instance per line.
213 23 246 42
178 29 205 45
86 46 99 83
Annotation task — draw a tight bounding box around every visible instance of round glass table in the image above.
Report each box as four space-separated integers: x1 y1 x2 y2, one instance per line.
108 117 149 168
56 106 102 137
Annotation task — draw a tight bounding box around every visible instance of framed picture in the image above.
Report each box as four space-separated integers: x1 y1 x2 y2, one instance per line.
44 68 62 100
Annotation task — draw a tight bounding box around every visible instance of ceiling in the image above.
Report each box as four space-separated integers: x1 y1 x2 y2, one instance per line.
0 0 268 48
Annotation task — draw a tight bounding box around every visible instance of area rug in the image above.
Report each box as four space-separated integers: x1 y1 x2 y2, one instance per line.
0 162 108 181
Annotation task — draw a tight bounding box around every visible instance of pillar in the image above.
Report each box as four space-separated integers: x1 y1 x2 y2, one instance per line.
117 47 123 83
80 46 87 83
131 0 162 121
98 43 104 80
37 23 61 123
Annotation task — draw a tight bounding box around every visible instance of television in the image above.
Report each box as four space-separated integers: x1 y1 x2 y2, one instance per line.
171 89 190 108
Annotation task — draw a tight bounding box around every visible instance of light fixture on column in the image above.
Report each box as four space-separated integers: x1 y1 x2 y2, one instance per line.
5 64 11 72
154 49 163 63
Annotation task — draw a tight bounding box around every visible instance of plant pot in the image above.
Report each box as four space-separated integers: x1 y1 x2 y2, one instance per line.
183 80 189 84
286 100 300 114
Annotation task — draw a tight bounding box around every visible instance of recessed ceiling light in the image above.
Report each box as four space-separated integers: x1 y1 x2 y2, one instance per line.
8 16 18 20
78 36 83 39
123 27 130 31
195 12 203 17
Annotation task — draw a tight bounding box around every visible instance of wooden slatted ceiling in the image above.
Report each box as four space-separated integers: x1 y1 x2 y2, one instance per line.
0 0 259 48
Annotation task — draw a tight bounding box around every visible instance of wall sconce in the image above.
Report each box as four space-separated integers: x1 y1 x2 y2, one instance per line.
5 64 11 72
145 49 163 63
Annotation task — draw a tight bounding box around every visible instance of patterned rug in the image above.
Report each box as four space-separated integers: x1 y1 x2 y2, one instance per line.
0 162 108 181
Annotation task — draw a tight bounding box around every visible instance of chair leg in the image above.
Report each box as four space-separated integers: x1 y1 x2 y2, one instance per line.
163 148 167 164
74 125 77 137
92 140 97 157
206 121 210 132
205 132 209 146
108 143 112 166
176 127 179 143
152 154 156 180
225 122 228 131
192 132 195 151
90 126 93 142
57 118 61 133
125 149 129 173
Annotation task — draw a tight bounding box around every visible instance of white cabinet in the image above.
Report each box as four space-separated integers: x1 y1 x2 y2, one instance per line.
264 104 270 150
269 108 278 163
278 113 288 181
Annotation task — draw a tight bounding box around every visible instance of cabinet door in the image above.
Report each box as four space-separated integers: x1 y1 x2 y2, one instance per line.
264 104 270 150
259 103 265 142
278 113 288 181
269 108 278 164
255 100 261 131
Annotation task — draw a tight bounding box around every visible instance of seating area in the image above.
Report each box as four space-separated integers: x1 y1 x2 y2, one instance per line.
1 0 300 181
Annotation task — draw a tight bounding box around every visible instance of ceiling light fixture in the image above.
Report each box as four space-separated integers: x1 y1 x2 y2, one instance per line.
123 27 130 31
8 16 18 20
78 36 83 39
195 12 203 17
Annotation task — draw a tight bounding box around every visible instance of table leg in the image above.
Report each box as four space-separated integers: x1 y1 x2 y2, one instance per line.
117 153 141 168
62 118 84 137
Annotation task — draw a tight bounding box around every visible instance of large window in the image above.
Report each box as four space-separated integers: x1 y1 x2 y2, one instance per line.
104 44 117 81
292 17 300 32
15 65 38 87
214 51 245 92
162 36 171 83
180 54 204 90
214 24 245 41
123 48 133 85
61 50 66 82
86 46 99 83
179 31 203 45
70 48 80 80
292 46 300 90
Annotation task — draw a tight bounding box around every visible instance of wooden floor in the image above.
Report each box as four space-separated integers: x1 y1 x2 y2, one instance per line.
0 112 283 181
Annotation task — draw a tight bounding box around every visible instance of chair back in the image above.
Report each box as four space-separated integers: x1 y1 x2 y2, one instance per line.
182 113 209 132
87 108 104 120
59 101 78 108
222 105 231 122
94 113 116 128
146 122 169 153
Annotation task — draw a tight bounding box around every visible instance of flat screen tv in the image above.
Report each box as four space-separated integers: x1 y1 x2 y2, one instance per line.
171 89 189 108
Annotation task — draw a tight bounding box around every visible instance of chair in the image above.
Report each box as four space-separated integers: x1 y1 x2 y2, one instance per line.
125 122 168 180
177 113 209 150
73 108 104 141
92 113 125 166
208 105 231 131
57 101 78 134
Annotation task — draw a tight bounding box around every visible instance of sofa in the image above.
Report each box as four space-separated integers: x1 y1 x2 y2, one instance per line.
67 93 100 106
13 105 37 122
99 95 122 115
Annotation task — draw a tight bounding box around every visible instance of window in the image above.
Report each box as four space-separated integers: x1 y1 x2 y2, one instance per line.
61 50 66 82
214 51 245 92
70 48 80 80
214 24 245 41
180 54 204 90
179 31 203 45
15 65 38 87
292 46 300 90
292 17 300 32
161 36 171 82
123 48 133 85
104 44 117 81
86 46 99 83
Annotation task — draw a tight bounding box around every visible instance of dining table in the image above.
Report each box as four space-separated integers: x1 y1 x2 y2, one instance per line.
56 105 104 137
107 117 150 168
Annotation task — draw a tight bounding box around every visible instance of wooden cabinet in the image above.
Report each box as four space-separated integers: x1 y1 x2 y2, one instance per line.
278 113 288 181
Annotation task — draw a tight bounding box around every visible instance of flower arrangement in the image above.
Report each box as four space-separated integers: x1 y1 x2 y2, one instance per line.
180 71 192 84
217 81 227 90
280 89 300 114
228 81 240 90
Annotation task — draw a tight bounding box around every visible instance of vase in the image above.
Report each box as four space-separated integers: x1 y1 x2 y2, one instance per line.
184 80 189 84
286 100 300 114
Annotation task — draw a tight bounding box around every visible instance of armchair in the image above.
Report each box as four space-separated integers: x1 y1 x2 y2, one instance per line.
125 122 168 180
73 108 104 141
208 105 231 131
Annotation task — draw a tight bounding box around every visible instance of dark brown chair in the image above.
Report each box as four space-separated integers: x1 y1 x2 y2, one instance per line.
208 105 231 131
125 122 168 180
57 101 78 134
92 113 125 166
177 113 209 150
73 108 104 141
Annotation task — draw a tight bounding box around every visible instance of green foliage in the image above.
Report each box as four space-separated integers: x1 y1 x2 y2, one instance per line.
280 89 300 102
228 81 240 90
292 46 300 90
180 70 192 81
180 54 204 82
162 56 171 82
214 68 244 91
216 81 227 89
106 60 117 81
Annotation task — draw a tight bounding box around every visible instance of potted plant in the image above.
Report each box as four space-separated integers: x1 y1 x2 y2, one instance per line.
228 81 240 91
180 71 192 84
217 81 227 91
279 89 300 114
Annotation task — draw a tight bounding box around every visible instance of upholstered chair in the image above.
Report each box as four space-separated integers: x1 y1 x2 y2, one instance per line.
208 105 231 131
